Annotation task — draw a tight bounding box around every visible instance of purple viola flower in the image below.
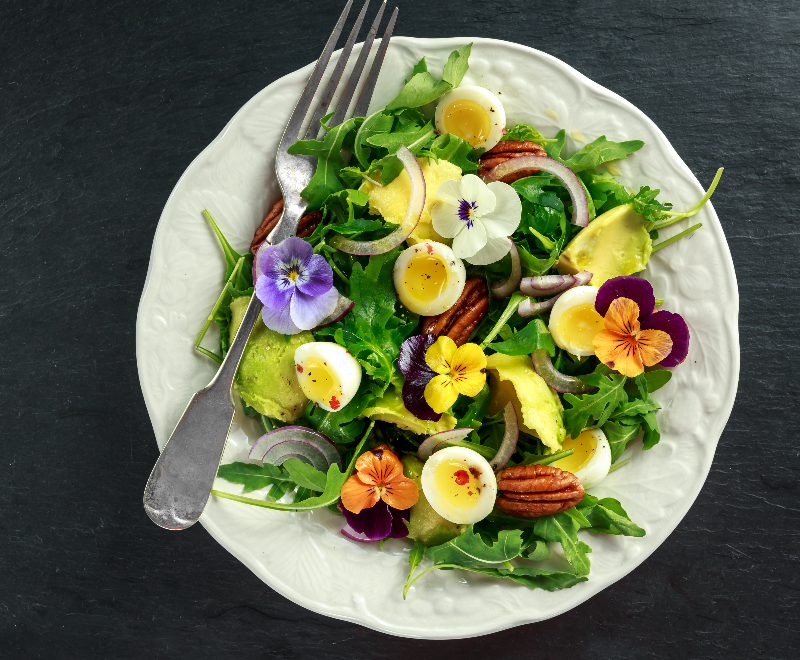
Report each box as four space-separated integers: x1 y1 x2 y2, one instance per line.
595 275 690 369
338 501 410 543
397 334 441 421
254 237 339 335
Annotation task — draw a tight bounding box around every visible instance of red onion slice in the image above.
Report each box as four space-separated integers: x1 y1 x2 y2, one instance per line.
491 242 522 299
484 155 589 227
340 525 374 543
517 294 562 317
330 146 426 255
531 349 598 394
520 271 592 297
417 428 473 462
489 402 519 472
249 426 342 470
313 295 354 329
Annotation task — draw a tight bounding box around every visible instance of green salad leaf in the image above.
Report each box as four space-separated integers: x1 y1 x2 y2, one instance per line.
386 44 472 110
562 371 629 439
216 462 295 498
502 123 551 143
534 512 593 575
425 526 524 565
578 495 645 537
488 318 556 357
563 135 644 173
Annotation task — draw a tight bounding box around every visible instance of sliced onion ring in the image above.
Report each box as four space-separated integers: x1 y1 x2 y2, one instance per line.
484 155 589 228
249 426 342 470
531 349 598 394
518 294 562 317
489 402 519 472
313 294 354 329
520 271 592 297
491 241 522 299
417 428 473 462
330 146 426 255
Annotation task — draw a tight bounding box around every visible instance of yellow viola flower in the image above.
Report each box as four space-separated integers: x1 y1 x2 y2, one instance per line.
423 336 487 413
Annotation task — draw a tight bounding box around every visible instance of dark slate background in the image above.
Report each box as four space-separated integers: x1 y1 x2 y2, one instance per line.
2 0 798 657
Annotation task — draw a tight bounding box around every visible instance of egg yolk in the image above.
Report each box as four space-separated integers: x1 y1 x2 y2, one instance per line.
298 358 342 410
556 303 605 353
433 458 484 509
552 430 598 474
441 99 492 147
404 254 449 304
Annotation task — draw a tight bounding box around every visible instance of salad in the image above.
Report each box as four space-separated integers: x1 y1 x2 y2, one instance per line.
197 44 722 598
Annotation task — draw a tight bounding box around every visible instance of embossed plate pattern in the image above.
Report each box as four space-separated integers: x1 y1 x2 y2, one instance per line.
136 37 739 639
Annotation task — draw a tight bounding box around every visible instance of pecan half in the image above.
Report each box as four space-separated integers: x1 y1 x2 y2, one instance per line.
477 140 547 183
250 201 325 253
421 277 489 347
494 464 584 517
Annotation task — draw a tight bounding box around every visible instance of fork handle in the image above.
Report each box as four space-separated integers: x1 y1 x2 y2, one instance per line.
143 293 263 530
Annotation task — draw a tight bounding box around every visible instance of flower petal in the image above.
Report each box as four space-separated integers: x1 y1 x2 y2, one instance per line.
424 374 460 413
464 235 512 266
255 269 294 310
592 329 644 377
289 286 339 330
381 475 420 510
481 181 522 238
595 275 655 319
434 178 467 206
338 500 394 540
460 174 497 216
278 236 315 267
425 336 458 375
294 252 334 297
260 300 302 335
431 200 466 239
398 335 441 421
452 218 487 259
340 475 380 514
387 507 411 539
452 342 488 374
637 329 673 366
402 378 442 421
641 310 690 367
603 298 641 336
355 445 404 487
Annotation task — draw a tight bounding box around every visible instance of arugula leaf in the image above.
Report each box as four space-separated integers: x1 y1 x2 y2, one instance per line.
455 384 491 429
643 368 672 393
578 494 645 537
521 533 550 561
517 243 559 277
216 462 294 496
489 318 556 356
422 133 479 172
353 111 395 168
534 512 592 575
602 419 642 463
544 129 567 161
281 458 328 492
386 44 472 110
563 136 644 173
305 379 373 445
287 116 360 207
425 526 523 565
403 540 427 595
502 123 549 143
317 249 416 392
408 57 428 79
641 410 661 450
562 371 629 438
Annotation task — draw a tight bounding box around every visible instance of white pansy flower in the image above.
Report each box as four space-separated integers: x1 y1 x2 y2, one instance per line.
430 174 522 265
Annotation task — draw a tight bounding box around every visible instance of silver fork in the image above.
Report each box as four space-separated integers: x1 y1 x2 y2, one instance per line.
143 0 397 531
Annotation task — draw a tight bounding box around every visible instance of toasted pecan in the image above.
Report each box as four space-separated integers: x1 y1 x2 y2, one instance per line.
494 463 584 518
250 200 324 252
421 277 489 346
477 140 547 183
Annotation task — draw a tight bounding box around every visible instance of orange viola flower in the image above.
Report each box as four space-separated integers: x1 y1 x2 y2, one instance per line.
340 444 419 514
592 297 673 378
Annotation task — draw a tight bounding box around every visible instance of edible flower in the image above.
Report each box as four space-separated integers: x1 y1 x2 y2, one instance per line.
424 336 487 413
340 443 419 515
431 174 522 265
592 276 690 377
337 501 410 543
397 334 441 421
254 237 339 335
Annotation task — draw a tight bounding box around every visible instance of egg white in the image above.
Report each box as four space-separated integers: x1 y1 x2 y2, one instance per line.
548 285 600 357
393 241 466 316
434 86 506 151
421 446 498 525
293 342 362 412
572 428 612 489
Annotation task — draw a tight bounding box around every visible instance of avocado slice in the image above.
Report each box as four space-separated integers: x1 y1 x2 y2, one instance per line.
556 203 652 286
228 295 314 422
401 455 467 546
362 386 457 436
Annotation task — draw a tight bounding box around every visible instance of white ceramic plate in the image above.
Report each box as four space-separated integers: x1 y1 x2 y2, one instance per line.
136 37 739 639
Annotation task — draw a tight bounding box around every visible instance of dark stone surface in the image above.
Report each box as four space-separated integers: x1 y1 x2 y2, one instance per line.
1 0 798 657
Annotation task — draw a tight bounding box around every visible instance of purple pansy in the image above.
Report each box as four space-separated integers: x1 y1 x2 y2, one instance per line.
595 276 690 368
397 334 441 421
254 237 339 335
338 501 409 542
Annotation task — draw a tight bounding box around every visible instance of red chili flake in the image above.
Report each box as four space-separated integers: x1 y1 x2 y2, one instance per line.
296 365 304 373
453 470 469 486
467 491 473 496
329 395 341 410
426 243 433 254
469 467 481 478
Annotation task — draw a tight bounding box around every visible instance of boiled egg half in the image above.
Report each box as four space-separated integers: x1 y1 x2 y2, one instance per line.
393 241 466 316
294 342 361 412
421 446 498 524
548 285 606 356
551 428 612 489
434 85 506 151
